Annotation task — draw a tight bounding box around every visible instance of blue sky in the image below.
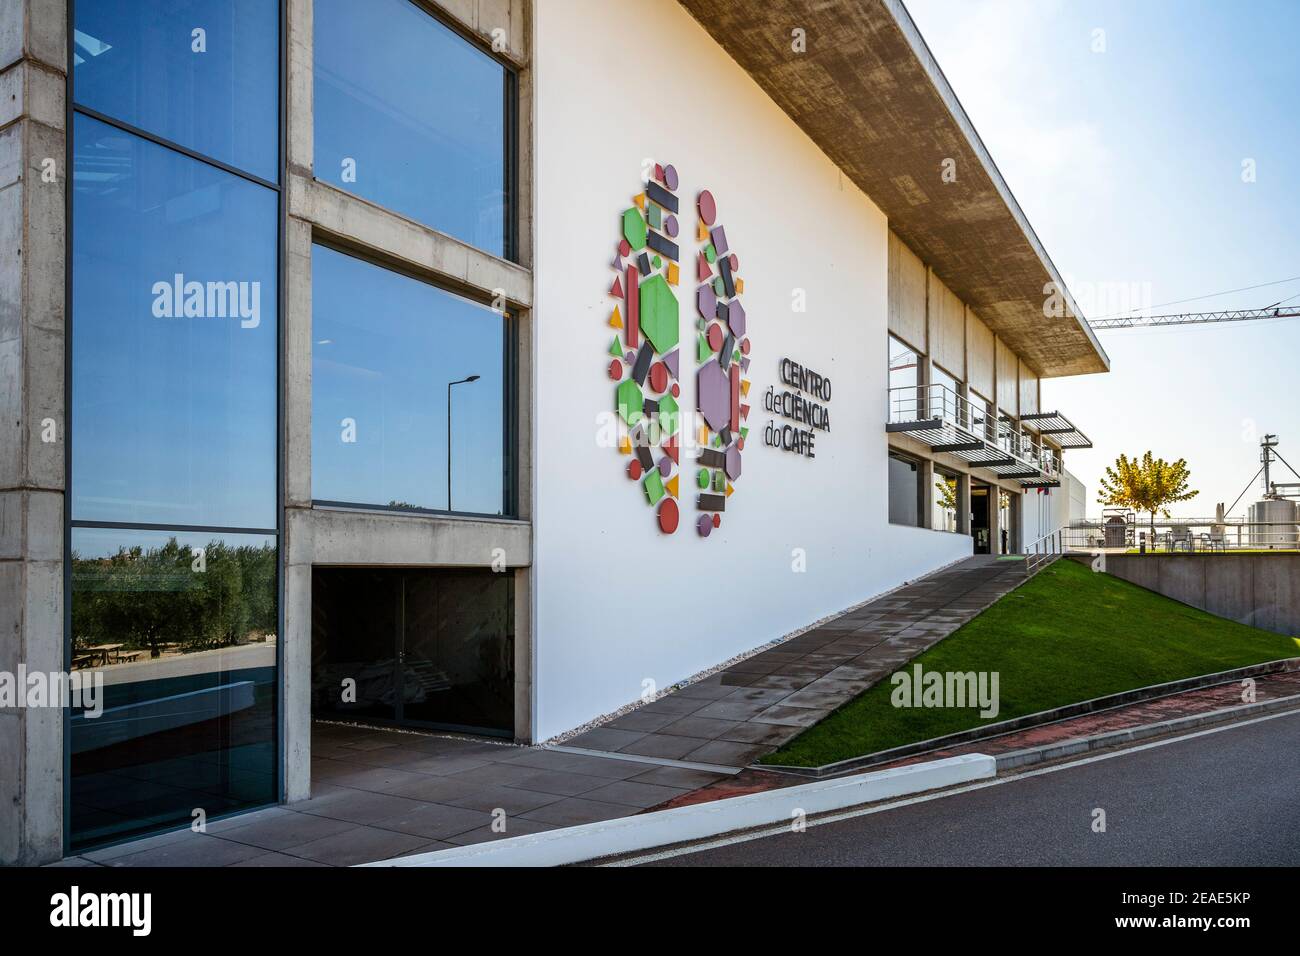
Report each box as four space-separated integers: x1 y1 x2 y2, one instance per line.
906 0 1300 517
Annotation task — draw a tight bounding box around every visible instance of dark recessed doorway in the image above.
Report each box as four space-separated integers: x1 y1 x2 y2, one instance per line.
311 568 514 737
971 482 992 554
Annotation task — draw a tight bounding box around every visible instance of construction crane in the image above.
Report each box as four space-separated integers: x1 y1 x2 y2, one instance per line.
1091 304 1300 330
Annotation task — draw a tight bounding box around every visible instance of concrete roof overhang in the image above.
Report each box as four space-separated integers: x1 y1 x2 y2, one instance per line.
677 0 1110 377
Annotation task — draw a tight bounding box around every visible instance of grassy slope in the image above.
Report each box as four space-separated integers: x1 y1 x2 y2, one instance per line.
763 558 1299 767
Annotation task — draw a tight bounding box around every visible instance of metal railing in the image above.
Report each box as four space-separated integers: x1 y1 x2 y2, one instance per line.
1063 517 1300 553
888 383 1061 481
1024 528 1064 575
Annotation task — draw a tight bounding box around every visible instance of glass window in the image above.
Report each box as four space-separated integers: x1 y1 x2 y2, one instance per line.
888 335 918 391
888 453 921 526
888 334 919 423
69 528 278 851
312 568 514 736
970 387 995 442
314 0 511 257
933 469 959 532
312 245 511 516
73 0 279 182
930 363 960 424
71 114 278 530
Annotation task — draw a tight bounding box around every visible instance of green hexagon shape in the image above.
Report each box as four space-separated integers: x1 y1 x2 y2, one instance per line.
657 391 679 435
622 207 647 252
639 274 679 355
616 378 643 425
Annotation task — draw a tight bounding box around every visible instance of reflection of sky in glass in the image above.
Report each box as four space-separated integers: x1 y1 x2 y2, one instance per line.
312 245 508 515
72 113 278 530
73 0 279 182
314 0 507 256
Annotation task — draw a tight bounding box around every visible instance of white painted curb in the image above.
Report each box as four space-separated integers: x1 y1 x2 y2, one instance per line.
363 752 995 867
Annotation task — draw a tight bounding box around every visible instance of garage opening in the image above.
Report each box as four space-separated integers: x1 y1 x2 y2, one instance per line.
311 568 514 737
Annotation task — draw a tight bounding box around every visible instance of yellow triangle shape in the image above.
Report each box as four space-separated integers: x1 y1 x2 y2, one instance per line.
725 482 734 497
634 193 646 211
740 379 751 396
666 475 679 499
618 435 631 455
610 304 623 328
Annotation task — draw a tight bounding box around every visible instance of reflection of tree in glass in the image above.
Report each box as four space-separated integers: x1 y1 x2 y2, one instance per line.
935 478 958 512
72 539 276 660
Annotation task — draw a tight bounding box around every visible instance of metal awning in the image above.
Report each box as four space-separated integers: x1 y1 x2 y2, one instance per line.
889 385 1063 485
1019 411 1092 449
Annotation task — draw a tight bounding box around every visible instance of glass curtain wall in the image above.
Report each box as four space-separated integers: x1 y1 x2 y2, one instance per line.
313 0 512 258
310 245 512 516
69 0 281 851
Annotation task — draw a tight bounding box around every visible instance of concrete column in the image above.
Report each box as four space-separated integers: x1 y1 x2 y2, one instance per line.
956 473 971 535
282 0 313 801
987 483 1003 555
513 566 532 743
0 0 67 865
919 458 935 529
282 511 313 802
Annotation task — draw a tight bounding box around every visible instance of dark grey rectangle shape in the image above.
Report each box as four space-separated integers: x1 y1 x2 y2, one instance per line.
718 255 735 297
632 342 653 385
646 230 679 262
698 448 726 468
645 180 679 213
697 494 726 512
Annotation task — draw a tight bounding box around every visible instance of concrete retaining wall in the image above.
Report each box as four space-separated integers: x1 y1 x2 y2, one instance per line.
1095 554 1300 637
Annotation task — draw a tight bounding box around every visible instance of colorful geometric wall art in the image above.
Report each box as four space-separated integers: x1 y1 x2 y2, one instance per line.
609 164 683 534
693 189 750 538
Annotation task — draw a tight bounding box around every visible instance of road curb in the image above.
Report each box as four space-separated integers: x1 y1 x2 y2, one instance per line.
361 752 995 868
759 657 1300 777
994 692 1300 771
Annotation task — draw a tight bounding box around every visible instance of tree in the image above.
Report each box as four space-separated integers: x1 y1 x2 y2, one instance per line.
1097 451 1199 536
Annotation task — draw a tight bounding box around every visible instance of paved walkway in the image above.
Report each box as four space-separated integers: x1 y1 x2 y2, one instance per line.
55 555 1030 867
564 555 1032 767
56 723 731 867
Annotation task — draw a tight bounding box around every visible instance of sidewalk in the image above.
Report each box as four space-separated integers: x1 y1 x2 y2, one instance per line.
56 722 731 867
55 554 1029 867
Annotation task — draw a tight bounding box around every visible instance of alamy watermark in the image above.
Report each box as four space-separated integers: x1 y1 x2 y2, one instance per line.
151 273 262 329
890 664 1000 719
0 666 103 718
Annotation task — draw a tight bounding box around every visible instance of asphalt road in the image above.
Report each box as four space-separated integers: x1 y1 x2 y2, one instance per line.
643 710 1300 866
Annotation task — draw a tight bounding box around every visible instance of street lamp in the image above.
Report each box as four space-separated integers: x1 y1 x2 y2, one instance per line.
447 375 480 512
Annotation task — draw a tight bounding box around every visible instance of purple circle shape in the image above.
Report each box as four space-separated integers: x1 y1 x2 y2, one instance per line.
663 164 679 191
657 456 672 478
664 214 679 238
697 514 713 537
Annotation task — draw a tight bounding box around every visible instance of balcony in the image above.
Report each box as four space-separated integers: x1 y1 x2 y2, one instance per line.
887 384 1067 487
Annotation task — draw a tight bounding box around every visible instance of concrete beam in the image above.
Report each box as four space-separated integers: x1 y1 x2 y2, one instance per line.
677 0 1108 378
291 507 531 568
289 173 532 309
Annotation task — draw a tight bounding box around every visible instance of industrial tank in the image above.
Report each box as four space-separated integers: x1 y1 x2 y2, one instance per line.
1247 499 1299 549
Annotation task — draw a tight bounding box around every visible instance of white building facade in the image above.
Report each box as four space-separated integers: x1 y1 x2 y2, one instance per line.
1 0 1106 861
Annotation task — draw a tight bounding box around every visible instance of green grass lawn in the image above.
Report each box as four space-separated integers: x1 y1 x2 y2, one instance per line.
762 558 1300 768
